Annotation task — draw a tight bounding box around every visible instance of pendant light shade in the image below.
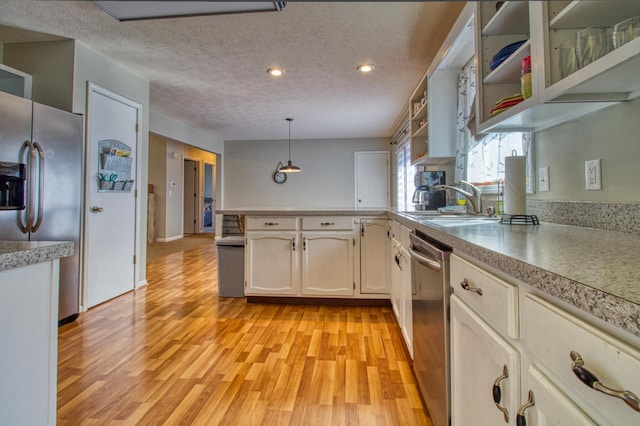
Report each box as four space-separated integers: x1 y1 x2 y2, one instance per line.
279 117 301 173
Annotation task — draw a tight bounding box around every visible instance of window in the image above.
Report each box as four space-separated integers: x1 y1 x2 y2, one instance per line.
396 136 415 210
456 59 534 194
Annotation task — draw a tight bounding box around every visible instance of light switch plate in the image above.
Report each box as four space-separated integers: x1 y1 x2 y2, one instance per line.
538 166 550 192
585 159 602 190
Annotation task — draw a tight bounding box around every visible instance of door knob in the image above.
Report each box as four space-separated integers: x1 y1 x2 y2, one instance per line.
91 206 104 213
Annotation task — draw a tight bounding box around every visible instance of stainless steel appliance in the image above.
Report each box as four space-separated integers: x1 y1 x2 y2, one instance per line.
412 170 446 210
0 91 83 324
409 230 452 426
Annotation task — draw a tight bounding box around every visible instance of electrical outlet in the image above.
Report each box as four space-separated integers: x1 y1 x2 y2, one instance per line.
538 166 550 192
585 159 602 190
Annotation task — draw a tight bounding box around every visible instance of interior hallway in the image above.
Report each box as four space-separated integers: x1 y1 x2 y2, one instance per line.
57 238 431 425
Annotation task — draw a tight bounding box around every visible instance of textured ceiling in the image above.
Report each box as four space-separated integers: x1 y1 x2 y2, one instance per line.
0 1 464 141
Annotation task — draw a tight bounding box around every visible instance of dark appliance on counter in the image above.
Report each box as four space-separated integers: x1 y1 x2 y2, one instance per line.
0 91 83 325
409 230 452 426
412 170 446 210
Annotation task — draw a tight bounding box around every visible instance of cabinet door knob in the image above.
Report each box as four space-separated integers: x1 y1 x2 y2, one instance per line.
516 390 535 426
492 364 509 423
570 351 640 412
460 278 483 295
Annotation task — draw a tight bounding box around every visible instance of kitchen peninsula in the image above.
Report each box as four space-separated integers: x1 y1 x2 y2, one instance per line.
220 208 640 341
0 241 74 425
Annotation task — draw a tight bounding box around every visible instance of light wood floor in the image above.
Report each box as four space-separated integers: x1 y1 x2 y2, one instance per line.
57 239 432 425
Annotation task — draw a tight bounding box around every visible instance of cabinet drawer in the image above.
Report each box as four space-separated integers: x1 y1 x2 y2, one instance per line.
246 217 297 230
450 254 519 339
524 294 640 425
301 216 353 230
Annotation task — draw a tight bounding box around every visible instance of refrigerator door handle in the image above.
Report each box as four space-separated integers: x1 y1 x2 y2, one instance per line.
18 140 36 233
31 142 45 232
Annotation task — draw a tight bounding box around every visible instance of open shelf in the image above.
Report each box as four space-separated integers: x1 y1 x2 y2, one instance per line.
482 1 530 36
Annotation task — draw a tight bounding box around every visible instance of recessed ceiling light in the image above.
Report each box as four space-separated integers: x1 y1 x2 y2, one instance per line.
357 64 376 73
267 68 285 77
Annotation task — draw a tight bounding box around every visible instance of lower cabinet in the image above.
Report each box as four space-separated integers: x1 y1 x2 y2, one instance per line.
522 365 597 425
360 218 389 294
389 225 413 357
301 231 354 296
450 253 640 426
245 231 298 295
450 294 521 426
244 216 361 298
0 260 60 425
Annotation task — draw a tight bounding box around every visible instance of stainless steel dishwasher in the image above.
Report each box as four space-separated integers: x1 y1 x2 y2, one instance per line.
409 230 452 426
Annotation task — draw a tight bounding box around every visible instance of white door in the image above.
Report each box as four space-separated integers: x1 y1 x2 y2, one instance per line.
301 232 354 296
360 219 389 294
245 232 298 295
183 159 197 235
84 84 140 309
450 295 521 426
355 151 389 209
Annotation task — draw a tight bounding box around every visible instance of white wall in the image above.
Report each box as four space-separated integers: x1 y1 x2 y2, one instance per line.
532 97 640 202
150 109 224 155
223 138 390 209
3 40 75 111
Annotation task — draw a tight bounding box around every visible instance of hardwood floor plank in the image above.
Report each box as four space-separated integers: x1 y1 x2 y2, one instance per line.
57 240 431 424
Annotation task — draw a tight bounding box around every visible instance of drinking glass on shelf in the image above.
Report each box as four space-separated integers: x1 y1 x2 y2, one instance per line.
559 39 579 79
612 16 640 49
576 27 611 68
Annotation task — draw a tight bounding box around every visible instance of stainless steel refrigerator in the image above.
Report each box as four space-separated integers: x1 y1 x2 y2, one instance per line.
0 91 83 324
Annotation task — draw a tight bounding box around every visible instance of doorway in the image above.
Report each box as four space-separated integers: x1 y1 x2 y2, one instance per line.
183 158 199 235
203 162 215 233
84 83 140 309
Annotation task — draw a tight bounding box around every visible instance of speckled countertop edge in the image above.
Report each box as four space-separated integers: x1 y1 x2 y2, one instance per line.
388 212 640 339
217 208 387 217
0 241 74 271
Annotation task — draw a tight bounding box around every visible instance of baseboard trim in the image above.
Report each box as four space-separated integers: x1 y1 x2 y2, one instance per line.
247 296 391 307
156 235 183 242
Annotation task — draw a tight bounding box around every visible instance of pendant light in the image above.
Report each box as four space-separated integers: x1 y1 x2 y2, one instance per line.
279 117 301 173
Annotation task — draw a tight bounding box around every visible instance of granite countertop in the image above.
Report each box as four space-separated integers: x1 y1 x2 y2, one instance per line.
388 211 640 339
217 208 387 216
0 241 74 272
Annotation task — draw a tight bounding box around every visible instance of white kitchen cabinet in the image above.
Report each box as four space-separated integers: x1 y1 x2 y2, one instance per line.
450 294 521 426
388 222 413 357
397 244 412 356
301 231 354 296
360 218 389 294
0 260 60 426
521 293 640 425
476 1 640 133
245 231 298 295
518 365 597 425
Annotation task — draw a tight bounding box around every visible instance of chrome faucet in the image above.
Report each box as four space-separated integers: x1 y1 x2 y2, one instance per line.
435 180 482 214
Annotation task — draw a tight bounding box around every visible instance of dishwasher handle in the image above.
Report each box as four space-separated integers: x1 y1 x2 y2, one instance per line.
408 246 442 272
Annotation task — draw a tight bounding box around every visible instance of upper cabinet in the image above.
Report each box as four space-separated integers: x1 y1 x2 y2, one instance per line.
476 0 640 133
409 3 475 166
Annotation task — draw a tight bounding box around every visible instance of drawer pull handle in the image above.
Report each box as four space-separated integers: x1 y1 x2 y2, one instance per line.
492 364 509 423
516 390 535 426
570 351 640 412
264 222 279 226
460 278 483 295
320 222 335 226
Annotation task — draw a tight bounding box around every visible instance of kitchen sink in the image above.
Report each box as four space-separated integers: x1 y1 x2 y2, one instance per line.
420 215 500 227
